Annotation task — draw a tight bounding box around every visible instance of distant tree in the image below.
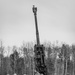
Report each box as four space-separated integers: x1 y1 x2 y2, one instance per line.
72 45 75 75
0 43 4 75
2 57 8 75
10 50 19 74
16 57 24 75
46 57 55 75
0 53 4 75
47 46 52 58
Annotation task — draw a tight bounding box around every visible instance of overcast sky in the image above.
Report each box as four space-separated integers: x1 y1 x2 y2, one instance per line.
0 0 75 47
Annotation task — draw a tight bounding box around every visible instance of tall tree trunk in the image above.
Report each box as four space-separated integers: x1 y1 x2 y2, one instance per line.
62 60 64 75
65 59 67 75
33 57 35 75
62 55 65 75
73 58 74 75
54 56 57 75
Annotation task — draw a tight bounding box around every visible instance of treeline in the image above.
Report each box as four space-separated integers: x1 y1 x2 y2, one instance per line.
0 42 75 75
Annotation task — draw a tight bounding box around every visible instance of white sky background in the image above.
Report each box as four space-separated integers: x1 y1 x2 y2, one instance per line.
0 0 75 47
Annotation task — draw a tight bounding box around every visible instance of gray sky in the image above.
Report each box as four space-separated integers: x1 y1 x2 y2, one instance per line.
0 0 75 47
